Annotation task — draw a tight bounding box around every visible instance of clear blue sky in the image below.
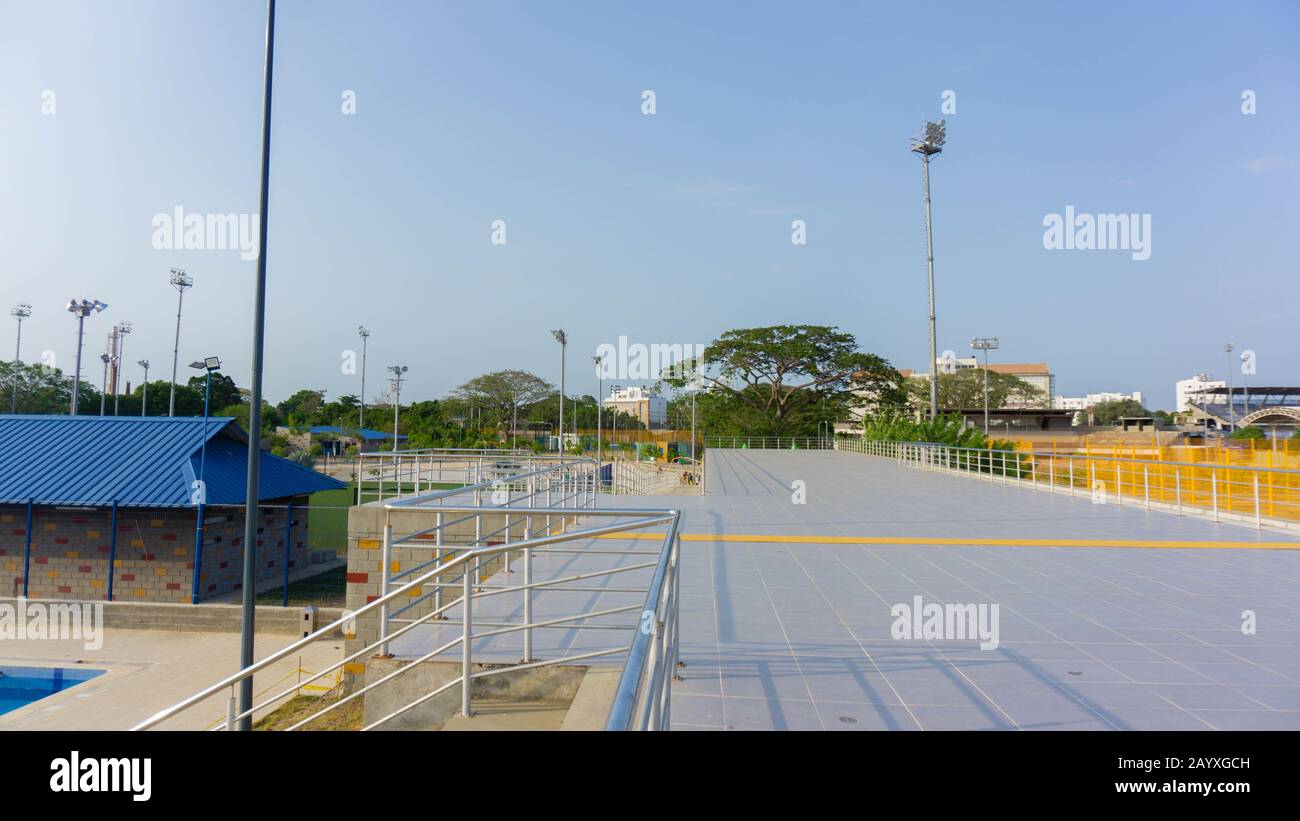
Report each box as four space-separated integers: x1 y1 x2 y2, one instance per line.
2 0 1297 411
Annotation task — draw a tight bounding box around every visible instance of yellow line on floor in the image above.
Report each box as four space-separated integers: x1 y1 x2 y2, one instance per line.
593 533 1300 550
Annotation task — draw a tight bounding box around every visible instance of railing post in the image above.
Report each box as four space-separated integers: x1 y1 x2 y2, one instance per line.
379 518 392 656
1175 467 1182 515
1143 466 1150 510
434 510 444 613
461 565 473 717
226 688 238 732
473 486 482 587
523 511 534 663
1211 471 1219 522
1254 473 1261 530
1048 455 1054 493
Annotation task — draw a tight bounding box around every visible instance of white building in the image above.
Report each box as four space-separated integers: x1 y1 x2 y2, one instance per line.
1175 374 1225 413
603 386 667 428
1052 391 1145 411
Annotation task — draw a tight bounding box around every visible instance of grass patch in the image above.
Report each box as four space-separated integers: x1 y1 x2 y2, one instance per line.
254 693 363 731
255 565 346 607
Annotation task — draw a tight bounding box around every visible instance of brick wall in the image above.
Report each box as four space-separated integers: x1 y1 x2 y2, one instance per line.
0 499 311 603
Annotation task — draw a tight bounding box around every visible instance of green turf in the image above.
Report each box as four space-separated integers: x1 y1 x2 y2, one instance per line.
306 483 461 556
255 564 347 607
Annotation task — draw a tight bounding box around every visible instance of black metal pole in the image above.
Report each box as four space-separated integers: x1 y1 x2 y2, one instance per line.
238 0 276 731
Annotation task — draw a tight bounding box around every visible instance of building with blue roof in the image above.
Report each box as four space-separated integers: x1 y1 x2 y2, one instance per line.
0 415 346 604
276 425 407 456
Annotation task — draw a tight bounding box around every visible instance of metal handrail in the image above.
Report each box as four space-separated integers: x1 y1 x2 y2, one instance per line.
703 435 831 450
836 436 1300 529
133 457 681 732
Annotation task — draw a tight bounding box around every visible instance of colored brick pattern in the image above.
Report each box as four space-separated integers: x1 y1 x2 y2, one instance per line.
0 499 312 603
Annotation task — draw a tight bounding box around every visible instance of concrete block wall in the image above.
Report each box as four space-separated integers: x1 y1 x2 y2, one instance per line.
0 500 311 604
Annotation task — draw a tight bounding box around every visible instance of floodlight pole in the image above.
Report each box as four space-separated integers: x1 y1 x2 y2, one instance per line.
593 355 603 464
922 152 939 420
11 304 31 414
113 322 132 416
911 121 945 421
971 337 999 436
387 365 407 452
168 269 193 417
67 300 106 416
552 330 567 458
238 0 276 732
99 354 110 416
358 326 369 428
1224 343 1235 433
139 361 150 416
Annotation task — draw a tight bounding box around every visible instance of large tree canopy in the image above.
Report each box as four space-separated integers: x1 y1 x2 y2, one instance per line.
665 325 905 436
905 369 1046 410
450 369 554 427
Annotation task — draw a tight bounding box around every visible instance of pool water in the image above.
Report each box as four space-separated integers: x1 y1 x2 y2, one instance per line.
0 666 105 716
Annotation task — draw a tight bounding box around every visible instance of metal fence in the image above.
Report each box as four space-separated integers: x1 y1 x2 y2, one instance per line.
605 457 702 495
703 435 831 450
352 449 559 504
132 458 682 732
837 437 1300 529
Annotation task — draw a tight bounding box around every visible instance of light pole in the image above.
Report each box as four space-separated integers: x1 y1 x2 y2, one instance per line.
138 360 150 416
67 299 107 415
113 321 133 416
99 354 110 415
168 268 193 416
388 365 407 450
1240 351 1252 424
1224 343 1235 433
593 354 604 464
358 326 369 428
552 329 567 456
910 119 946 421
238 0 277 732
189 357 220 606
689 374 700 461
11 303 31 414
971 337 999 436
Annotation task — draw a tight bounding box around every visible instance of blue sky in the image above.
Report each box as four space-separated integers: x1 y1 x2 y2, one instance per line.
2 0 1297 411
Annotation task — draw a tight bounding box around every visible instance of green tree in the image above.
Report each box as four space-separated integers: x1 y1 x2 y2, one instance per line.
664 325 904 436
906 369 1046 410
451 370 554 426
1090 398 1151 426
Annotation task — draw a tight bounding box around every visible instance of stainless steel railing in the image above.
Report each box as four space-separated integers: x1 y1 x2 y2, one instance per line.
353 450 567 504
704 435 831 450
836 436 1300 530
132 458 682 731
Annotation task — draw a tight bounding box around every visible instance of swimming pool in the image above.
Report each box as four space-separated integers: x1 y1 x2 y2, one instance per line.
0 666 106 716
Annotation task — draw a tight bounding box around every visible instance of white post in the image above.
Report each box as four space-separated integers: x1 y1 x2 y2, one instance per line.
461 566 472 717
378 519 392 655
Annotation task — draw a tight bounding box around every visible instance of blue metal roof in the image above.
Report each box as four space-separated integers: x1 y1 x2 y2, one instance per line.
308 425 407 442
0 415 345 508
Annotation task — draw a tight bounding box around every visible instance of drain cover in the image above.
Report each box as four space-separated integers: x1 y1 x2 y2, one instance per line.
839 716 858 724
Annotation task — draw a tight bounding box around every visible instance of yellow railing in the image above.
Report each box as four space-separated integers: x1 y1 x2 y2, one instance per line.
841 438 1300 526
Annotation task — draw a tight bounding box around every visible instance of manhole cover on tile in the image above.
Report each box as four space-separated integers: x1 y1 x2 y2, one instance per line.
839 716 858 724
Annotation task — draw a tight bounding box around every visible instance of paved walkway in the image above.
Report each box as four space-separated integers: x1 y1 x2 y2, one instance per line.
373 447 1300 730
663 449 1300 730
0 629 343 730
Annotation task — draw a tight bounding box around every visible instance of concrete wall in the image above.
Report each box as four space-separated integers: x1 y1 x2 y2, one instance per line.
0 595 344 635
0 499 311 603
